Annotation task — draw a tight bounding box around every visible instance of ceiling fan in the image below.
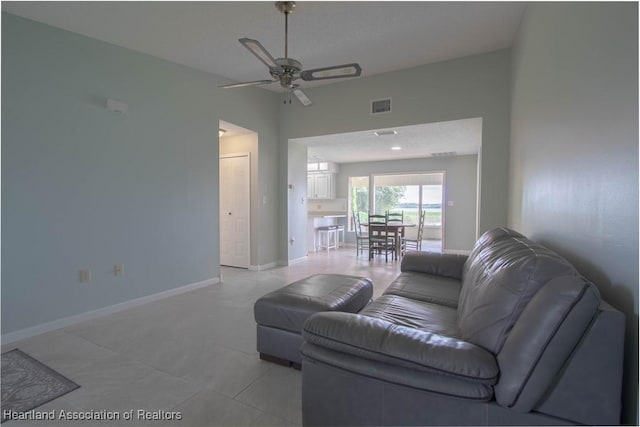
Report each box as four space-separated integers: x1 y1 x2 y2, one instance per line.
219 1 362 106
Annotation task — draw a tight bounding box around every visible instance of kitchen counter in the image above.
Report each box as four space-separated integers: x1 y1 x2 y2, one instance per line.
308 211 347 218
307 213 348 252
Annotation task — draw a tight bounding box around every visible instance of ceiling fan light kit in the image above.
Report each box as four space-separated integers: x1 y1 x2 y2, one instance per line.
220 1 363 107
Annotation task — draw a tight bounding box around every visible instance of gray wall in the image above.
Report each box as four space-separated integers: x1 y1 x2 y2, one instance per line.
509 3 638 423
337 155 478 252
1 14 281 334
287 141 309 261
280 49 511 261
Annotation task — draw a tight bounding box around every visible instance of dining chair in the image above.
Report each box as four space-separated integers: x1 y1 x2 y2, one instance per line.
404 211 426 252
387 210 403 224
368 213 396 261
386 210 405 256
352 211 369 257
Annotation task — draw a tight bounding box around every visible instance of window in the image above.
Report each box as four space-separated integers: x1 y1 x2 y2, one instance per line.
374 183 406 215
348 176 369 231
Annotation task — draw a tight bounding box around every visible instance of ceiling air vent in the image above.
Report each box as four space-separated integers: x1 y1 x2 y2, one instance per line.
430 151 457 157
373 130 397 137
371 98 392 115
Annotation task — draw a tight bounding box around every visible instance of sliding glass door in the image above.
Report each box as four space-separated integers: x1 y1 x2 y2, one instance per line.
348 172 444 248
422 184 442 227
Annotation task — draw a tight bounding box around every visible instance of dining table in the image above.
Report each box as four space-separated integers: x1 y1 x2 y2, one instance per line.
366 222 416 259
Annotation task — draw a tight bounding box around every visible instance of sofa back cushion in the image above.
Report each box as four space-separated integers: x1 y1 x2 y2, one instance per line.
458 230 578 353
494 276 601 412
464 227 526 264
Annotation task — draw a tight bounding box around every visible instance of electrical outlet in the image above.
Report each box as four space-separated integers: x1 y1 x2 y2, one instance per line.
114 264 124 276
79 269 91 283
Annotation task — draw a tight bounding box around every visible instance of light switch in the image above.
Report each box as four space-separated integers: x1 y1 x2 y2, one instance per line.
114 264 124 276
447 201 454 207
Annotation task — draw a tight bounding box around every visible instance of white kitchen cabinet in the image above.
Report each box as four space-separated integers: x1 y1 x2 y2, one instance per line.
308 173 335 199
307 161 339 199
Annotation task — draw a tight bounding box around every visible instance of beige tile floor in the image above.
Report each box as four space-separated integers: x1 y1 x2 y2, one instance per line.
2 247 418 427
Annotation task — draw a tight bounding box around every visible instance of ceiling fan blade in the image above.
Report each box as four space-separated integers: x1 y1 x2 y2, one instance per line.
219 79 277 89
239 38 282 71
291 87 313 107
300 63 362 81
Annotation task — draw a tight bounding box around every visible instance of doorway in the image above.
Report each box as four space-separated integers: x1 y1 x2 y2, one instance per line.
220 153 251 268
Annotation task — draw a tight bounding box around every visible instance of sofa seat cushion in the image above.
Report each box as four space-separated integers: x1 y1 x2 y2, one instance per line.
302 311 498 399
384 272 461 308
359 295 460 337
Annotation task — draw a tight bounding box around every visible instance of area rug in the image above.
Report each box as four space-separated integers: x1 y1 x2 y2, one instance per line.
1 349 80 423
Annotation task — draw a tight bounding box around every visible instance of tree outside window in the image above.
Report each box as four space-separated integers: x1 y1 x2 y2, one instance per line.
348 176 369 230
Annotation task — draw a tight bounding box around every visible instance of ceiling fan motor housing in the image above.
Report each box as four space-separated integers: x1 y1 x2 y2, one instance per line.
275 2 296 15
271 57 302 88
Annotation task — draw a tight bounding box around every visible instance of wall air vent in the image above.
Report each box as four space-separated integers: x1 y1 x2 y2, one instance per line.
371 98 392 115
430 151 457 157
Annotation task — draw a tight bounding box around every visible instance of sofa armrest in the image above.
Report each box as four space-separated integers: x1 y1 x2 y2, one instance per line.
302 311 498 383
400 252 468 280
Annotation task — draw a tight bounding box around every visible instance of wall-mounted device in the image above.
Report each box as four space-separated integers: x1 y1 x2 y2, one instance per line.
106 98 128 114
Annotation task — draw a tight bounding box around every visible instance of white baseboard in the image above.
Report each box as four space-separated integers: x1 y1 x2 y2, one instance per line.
443 249 472 255
1 276 220 345
249 262 278 271
286 255 308 266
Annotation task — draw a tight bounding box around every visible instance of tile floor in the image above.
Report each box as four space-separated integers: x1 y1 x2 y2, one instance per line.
1 247 417 427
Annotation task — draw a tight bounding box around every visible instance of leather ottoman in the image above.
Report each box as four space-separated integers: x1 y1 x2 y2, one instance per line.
254 274 373 368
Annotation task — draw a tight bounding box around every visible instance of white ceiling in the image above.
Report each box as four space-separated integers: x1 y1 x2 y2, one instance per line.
291 118 482 163
3 1 523 162
2 2 526 91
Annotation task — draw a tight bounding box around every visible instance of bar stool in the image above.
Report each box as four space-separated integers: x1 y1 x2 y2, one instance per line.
336 225 345 248
315 226 338 252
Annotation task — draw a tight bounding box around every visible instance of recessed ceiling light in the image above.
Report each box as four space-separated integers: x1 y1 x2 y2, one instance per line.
391 146 402 151
374 130 397 137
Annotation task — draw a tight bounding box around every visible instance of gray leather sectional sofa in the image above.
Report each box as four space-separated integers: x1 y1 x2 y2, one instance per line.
301 227 625 426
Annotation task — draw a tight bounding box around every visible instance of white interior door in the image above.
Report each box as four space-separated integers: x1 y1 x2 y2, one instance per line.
220 154 250 268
